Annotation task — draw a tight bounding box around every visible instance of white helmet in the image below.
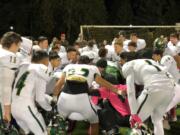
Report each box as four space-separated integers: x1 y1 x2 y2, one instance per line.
20 37 33 55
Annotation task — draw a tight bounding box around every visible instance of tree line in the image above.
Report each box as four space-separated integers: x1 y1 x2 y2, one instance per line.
0 0 179 43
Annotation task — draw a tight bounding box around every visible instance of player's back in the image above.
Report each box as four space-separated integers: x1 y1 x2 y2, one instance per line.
123 59 171 86
12 64 37 103
64 64 100 88
12 63 50 103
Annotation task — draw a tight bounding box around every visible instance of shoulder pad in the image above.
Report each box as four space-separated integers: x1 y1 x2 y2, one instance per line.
20 37 33 55
0 49 20 69
161 55 174 65
28 64 51 81
122 61 134 78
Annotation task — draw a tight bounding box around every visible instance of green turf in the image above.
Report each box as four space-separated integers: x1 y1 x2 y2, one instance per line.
164 105 180 135
70 105 180 135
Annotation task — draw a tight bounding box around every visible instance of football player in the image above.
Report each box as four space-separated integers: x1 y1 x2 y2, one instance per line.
11 50 53 135
54 55 123 135
0 32 22 122
122 58 175 135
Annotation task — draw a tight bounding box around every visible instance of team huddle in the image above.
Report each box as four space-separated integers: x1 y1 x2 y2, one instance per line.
0 31 180 135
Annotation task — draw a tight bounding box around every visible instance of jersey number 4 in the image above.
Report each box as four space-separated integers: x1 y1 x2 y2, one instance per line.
15 71 30 96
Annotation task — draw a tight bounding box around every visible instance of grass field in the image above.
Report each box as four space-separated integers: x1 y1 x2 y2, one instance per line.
70 105 180 135
164 105 180 135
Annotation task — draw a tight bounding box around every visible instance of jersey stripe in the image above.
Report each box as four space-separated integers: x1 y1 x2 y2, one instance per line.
28 106 45 132
137 94 148 115
145 60 161 72
16 71 29 96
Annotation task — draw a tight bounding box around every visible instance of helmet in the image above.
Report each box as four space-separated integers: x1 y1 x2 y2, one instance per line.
153 35 166 51
20 37 33 55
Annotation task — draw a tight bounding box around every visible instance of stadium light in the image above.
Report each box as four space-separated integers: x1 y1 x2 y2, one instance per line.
10 26 14 31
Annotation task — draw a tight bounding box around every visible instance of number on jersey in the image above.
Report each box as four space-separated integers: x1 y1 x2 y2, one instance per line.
67 68 89 82
16 71 30 95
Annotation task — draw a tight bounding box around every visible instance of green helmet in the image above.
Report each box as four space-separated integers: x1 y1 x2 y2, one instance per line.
153 35 166 51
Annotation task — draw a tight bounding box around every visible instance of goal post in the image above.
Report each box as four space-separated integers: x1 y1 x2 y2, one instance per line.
80 25 180 47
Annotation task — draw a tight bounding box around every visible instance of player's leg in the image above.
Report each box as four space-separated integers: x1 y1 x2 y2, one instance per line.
166 84 180 112
136 90 155 121
14 119 30 134
74 94 99 135
25 105 48 135
151 115 164 135
57 92 72 119
151 90 173 135
11 103 30 134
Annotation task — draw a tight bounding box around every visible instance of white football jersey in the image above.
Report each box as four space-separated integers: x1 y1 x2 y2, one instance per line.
16 52 31 64
32 45 41 51
123 40 131 52
0 48 20 106
80 45 99 54
63 64 100 88
81 51 99 63
111 52 121 62
123 39 146 52
12 64 52 111
105 45 115 61
160 55 180 82
122 59 173 89
176 41 180 54
59 52 71 68
122 59 174 114
20 37 32 55
0 48 20 68
167 41 180 54
164 43 178 56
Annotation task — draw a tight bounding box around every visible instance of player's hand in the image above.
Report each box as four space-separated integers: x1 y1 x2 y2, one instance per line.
116 90 126 102
51 96 58 108
3 105 11 122
3 112 11 122
52 96 58 103
118 89 127 97
130 114 142 128
116 90 122 95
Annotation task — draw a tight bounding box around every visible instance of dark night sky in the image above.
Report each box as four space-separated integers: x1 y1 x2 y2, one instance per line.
0 0 179 41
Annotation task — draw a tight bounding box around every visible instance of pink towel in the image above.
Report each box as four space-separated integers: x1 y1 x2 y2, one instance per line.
91 84 131 116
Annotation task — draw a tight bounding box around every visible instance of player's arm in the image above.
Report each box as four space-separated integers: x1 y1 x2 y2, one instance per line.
126 73 138 114
122 61 138 114
35 75 52 111
53 72 66 96
95 74 125 96
2 67 16 122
